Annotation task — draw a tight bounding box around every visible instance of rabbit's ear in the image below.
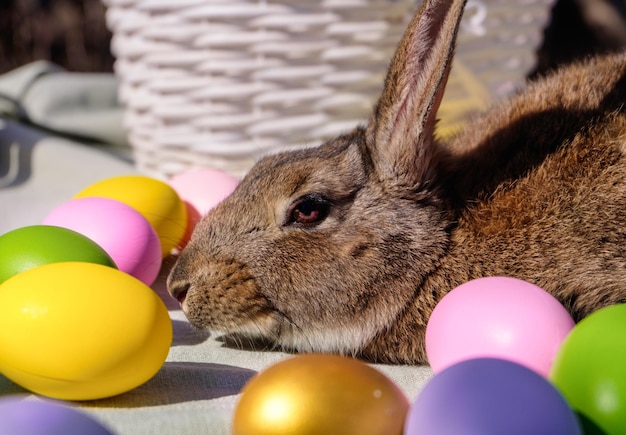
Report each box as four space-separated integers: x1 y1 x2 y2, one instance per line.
366 0 466 187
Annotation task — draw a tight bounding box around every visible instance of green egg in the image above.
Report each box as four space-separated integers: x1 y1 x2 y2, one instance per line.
550 304 626 434
0 225 117 284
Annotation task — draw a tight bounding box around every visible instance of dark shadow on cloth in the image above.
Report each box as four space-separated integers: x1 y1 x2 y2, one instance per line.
0 118 43 188
0 374 28 397
82 362 256 408
217 333 284 354
171 319 211 347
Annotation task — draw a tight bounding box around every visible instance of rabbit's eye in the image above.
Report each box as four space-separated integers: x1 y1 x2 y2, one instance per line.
287 195 330 226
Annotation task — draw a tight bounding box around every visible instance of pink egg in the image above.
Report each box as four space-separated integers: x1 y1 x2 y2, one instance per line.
169 168 239 216
169 168 239 248
425 276 575 378
43 197 162 286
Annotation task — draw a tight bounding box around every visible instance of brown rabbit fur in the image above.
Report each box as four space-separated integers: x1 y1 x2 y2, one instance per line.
168 0 626 364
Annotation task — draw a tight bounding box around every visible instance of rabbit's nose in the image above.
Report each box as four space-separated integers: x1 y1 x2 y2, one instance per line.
167 249 195 304
168 281 190 304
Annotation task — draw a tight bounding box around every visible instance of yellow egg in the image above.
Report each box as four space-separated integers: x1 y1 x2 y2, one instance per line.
0 262 172 400
75 175 187 257
232 354 409 435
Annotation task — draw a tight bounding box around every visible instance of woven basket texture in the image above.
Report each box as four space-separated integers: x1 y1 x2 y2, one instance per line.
103 0 554 179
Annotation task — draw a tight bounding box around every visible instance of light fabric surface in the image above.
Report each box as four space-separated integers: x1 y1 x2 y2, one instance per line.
0 118 433 434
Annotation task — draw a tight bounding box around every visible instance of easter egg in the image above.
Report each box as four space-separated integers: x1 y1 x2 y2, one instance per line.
550 304 626 434
0 396 113 434
0 262 172 400
43 197 162 286
425 276 574 377
169 168 239 248
0 225 116 285
75 175 187 257
169 167 239 216
232 354 409 435
404 358 582 435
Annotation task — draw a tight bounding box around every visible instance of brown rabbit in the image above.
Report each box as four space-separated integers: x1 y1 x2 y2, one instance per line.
167 0 626 364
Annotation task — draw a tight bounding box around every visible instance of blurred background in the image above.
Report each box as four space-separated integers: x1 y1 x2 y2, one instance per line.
0 0 114 74
0 0 624 77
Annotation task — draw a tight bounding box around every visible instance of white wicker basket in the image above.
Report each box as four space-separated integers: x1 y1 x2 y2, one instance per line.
103 0 553 179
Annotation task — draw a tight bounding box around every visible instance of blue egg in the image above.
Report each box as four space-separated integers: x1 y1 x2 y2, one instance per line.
0 396 113 435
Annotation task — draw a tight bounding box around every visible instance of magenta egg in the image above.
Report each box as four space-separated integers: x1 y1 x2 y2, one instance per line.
43 197 162 285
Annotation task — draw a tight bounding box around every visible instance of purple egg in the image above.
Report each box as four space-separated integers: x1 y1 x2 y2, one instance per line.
405 358 582 435
0 396 113 434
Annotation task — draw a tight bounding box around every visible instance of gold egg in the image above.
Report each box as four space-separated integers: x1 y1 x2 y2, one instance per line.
232 354 409 435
